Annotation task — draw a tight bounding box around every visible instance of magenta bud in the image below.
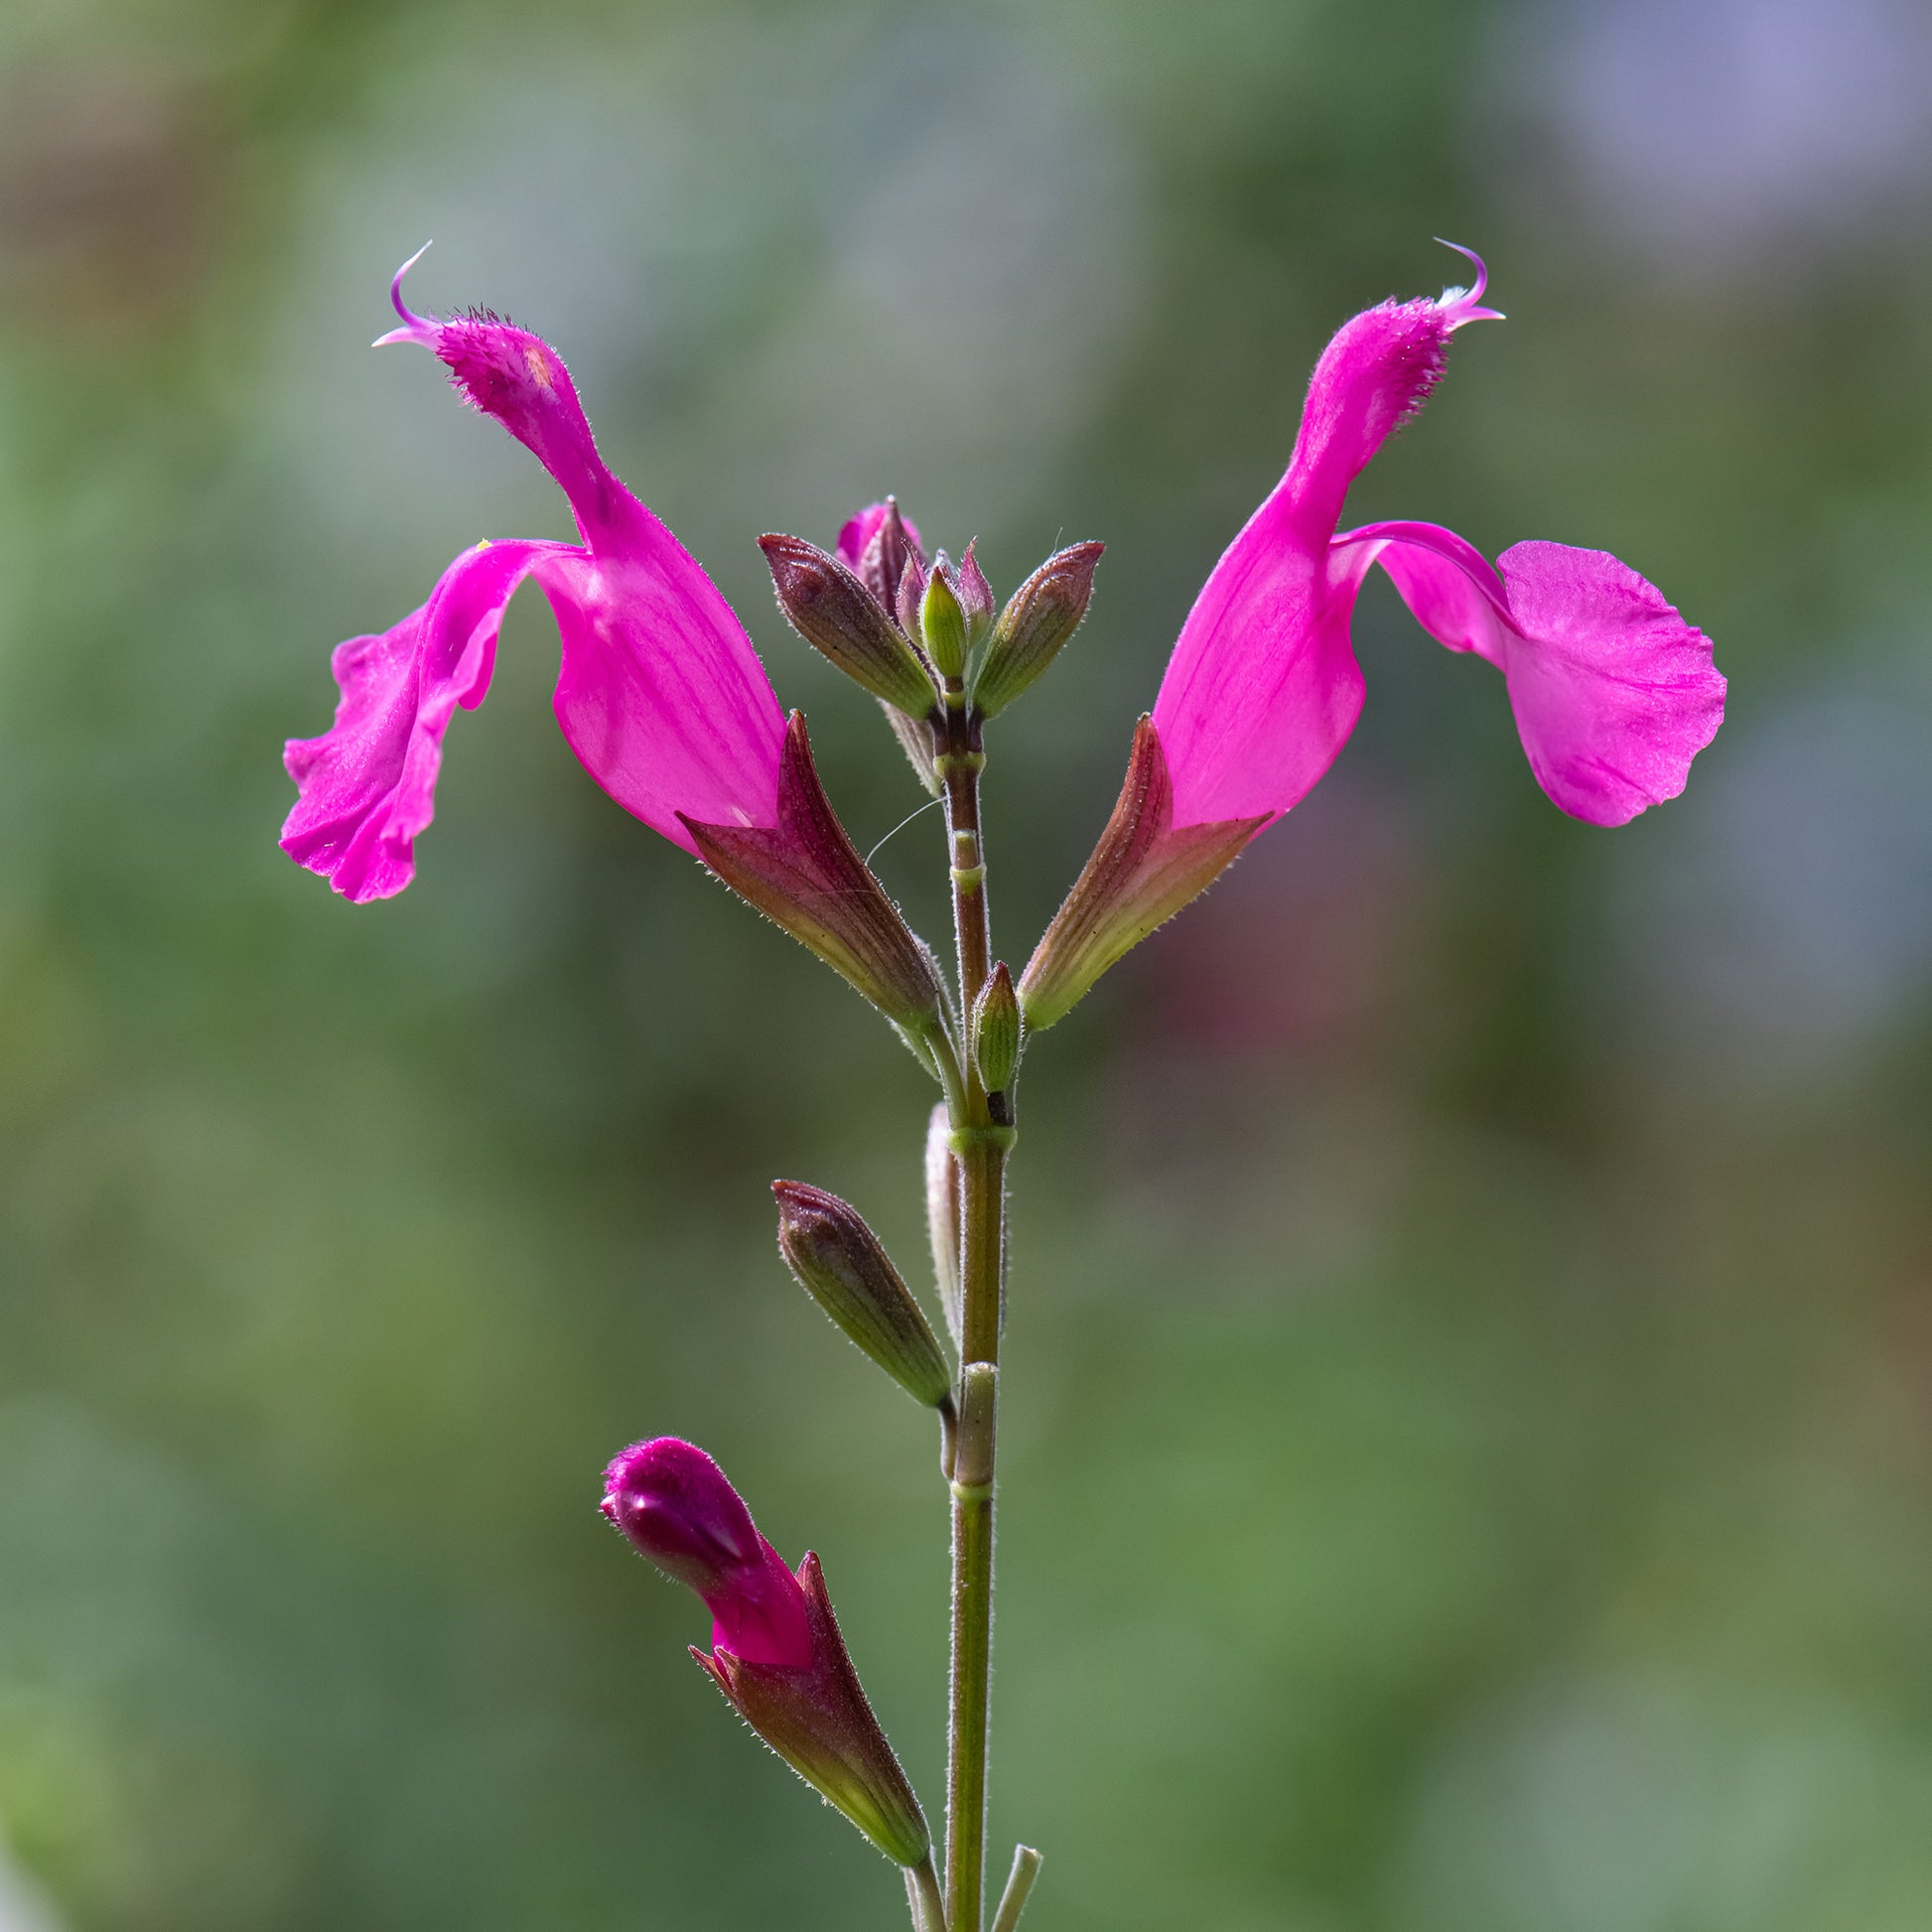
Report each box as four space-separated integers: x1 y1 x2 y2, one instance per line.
602 1437 931 1865
973 541 1105 720
601 1439 814 1667
760 534 939 719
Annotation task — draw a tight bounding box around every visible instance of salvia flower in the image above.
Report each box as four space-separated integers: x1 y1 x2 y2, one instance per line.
282 252 942 1028
1021 245 1725 1030
602 1438 930 1864
282 248 784 900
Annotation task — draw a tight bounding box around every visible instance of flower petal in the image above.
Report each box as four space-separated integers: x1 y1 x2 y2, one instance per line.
1493 540 1725 824
1149 491 1364 828
1335 517 1514 667
538 525 787 854
1337 520 1725 825
281 539 571 901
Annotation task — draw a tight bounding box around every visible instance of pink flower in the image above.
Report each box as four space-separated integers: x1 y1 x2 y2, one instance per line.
1151 245 1725 831
601 1437 930 1864
281 248 785 903
1020 247 1725 1031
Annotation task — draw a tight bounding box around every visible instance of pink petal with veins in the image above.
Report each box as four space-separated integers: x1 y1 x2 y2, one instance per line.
1338 519 1725 824
281 539 571 901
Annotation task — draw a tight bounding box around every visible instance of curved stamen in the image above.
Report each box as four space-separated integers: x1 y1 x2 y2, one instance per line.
372 241 438 347
1431 238 1505 328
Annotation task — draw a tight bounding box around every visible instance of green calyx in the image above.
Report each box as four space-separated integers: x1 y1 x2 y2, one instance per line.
773 1180 954 1408
919 558 969 680
970 962 1022 1094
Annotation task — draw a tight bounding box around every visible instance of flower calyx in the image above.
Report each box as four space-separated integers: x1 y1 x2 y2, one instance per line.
759 534 940 720
702 1550 931 1866
682 712 947 1032
970 961 1022 1096
918 556 970 683
1019 717 1264 1031
972 541 1104 721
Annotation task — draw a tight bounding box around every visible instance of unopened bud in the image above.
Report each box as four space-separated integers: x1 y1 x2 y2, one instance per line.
760 534 937 718
601 1438 814 1668
919 556 968 681
957 540 997 649
972 541 1105 720
773 1181 953 1408
858 498 923 614
970 962 1022 1093
603 1439 931 1866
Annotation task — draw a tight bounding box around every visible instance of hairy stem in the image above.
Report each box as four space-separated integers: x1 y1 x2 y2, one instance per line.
906 1853 947 1932
990 1846 1042 1932
938 695 1009 1932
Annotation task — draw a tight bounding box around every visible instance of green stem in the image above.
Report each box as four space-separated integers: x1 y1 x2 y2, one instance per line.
938 695 1008 1932
990 1846 1042 1932
906 1853 947 1932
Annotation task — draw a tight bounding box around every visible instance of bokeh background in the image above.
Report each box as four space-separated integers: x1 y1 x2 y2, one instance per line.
4 0 1932 1926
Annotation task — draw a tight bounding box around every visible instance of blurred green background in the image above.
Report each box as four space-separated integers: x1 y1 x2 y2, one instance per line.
4 0 1932 1926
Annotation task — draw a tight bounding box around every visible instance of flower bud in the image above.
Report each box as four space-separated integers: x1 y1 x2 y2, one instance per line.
919 556 969 681
924 1102 962 1347
772 1181 953 1408
970 961 1022 1094
957 539 997 649
972 541 1105 720
601 1438 814 1667
603 1439 931 1865
760 534 938 718
857 497 923 615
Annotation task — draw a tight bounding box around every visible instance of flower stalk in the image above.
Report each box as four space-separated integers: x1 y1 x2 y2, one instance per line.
285 250 1726 1932
934 640 1013 1932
